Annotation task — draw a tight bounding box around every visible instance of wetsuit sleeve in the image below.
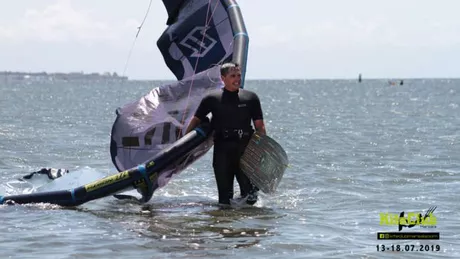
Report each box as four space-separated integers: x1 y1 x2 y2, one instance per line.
194 95 212 121
250 93 263 120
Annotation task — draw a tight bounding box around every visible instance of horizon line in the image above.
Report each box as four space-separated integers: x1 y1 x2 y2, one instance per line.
1 70 459 81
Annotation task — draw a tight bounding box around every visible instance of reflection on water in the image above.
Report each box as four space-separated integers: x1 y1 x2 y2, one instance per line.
79 196 285 252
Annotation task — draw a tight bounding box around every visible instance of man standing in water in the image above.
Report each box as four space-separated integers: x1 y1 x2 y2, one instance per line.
186 62 266 206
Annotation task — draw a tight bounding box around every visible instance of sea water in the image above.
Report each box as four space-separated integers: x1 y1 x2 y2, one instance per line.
0 79 459 258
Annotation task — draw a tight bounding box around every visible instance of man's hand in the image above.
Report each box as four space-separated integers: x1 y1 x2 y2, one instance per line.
254 119 266 135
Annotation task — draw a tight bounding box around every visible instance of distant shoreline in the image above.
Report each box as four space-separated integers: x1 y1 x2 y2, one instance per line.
0 71 128 83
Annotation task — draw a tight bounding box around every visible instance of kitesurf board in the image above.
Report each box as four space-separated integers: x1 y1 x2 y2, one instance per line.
240 133 288 194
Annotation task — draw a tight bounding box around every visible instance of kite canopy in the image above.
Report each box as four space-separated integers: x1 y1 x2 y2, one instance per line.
110 0 249 192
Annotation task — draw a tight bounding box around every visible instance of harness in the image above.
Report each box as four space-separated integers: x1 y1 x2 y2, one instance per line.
215 128 253 141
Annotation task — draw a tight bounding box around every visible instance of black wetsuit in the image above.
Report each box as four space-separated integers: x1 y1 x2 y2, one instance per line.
195 88 263 204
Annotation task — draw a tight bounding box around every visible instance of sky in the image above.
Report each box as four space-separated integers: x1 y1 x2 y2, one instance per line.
1 0 459 80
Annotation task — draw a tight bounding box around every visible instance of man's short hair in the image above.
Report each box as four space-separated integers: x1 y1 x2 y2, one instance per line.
220 62 240 76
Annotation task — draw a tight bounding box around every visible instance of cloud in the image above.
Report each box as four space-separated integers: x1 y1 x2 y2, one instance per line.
245 2 460 52
0 0 136 44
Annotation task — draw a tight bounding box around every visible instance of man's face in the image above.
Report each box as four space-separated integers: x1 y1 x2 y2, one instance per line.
221 67 241 90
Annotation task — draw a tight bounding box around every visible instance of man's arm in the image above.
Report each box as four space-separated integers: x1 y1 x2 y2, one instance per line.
254 119 266 135
185 116 202 134
250 92 266 135
185 94 212 135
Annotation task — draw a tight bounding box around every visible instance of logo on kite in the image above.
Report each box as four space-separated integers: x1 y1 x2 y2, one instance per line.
180 26 217 58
